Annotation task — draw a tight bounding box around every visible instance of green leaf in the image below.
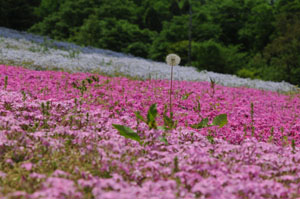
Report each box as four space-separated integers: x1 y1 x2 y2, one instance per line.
181 91 193 100
86 78 93 84
158 136 168 145
291 139 296 151
190 118 209 129
91 76 99 82
158 126 166 130
291 139 296 153
268 135 273 143
135 111 146 122
147 104 158 129
282 135 289 146
112 124 140 143
212 114 228 128
206 135 215 144
163 113 177 130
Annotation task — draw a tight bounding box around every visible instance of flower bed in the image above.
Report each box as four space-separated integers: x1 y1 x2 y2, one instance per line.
0 65 300 198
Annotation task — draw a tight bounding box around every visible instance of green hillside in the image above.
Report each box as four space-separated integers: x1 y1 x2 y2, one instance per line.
1 0 300 86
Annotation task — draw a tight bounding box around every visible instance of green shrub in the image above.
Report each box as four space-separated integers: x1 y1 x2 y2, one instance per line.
191 40 247 73
237 68 261 80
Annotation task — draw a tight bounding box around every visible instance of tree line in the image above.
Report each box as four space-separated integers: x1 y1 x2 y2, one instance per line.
1 0 300 86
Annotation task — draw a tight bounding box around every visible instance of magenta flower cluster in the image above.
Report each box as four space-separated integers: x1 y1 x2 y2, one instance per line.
0 65 300 199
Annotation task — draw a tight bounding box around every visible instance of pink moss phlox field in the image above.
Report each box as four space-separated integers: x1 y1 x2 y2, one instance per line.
0 65 300 198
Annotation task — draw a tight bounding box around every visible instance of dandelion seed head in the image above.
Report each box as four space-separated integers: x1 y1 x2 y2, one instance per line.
166 54 181 66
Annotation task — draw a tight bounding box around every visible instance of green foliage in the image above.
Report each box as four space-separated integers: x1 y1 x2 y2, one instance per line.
191 5 222 41
282 135 289 147
41 101 51 116
212 0 254 45
191 114 228 129
261 9 300 85
135 104 158 130
206 130 215 144
4 76 8 90
112 124 141 143
135 111 146 123
143 7 163 31
34 0 63 19
141 0 172 30
150 15 190 61
238 0 300 86
126 42 150 58
192 40 223 70
21 90 27 101
206 135 215 144
73 17 156 57
158 136 169 145
173 156 179 173
212 114 228 128
115 103 177 146
147 104 158 130
236 68 262 80
4 102 13 111
291 139 296 153
2 0 300 85
191 118 209 129
135 103 177 131
30 0 96 40
0 0 40 30
167 41 189 65
95 0 139 23
163 111 177 130
72 80 87 96
181 91 193 100
209 77 216 97
250 102 255 136
41 101 52 129
191 40 247 73
238 1 275 51
170 0 181 16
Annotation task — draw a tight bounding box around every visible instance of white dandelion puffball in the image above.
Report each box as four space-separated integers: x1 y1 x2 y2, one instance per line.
166 54 181 66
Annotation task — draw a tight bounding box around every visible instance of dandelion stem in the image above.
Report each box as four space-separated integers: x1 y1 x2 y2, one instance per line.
166 53 180 119
4 76 8 90
170 64 174 119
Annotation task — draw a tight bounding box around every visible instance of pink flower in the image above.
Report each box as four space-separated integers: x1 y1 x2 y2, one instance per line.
29 172 46 179
21 162 33 171
0 171 6 178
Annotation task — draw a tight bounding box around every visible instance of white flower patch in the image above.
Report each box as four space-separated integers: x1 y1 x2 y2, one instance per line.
0 27 297 92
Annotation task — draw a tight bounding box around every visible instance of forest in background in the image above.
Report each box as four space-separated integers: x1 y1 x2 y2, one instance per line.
1 0 300 86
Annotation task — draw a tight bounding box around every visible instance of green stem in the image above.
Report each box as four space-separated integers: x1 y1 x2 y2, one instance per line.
170 65 174 119
4 76 8 90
